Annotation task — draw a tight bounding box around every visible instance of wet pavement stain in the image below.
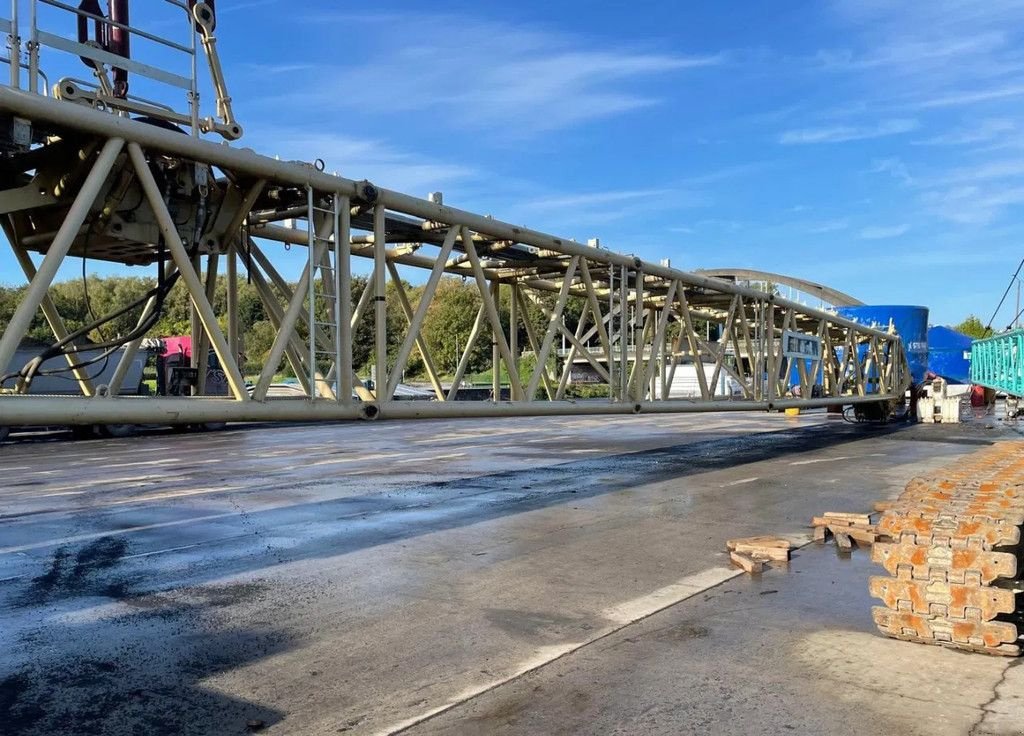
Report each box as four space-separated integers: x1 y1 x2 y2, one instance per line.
28 548 68 594
72 537 129 575
16 537 131 608
484 608 590 640
0 673 45 733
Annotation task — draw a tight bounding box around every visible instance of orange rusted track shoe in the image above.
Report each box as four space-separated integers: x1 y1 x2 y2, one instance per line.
869 441 1024 656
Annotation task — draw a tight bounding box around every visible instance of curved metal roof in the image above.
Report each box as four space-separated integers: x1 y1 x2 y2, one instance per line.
695 268 863 307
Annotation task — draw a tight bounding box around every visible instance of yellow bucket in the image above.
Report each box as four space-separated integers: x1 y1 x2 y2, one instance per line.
785 408 801 417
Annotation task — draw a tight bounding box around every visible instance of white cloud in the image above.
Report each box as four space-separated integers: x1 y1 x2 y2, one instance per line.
239 62 315 75
816 33 1010 76
247 130 475 195
519 189 675 212
779 119 918 144
940 159 1024 185
219 0 279 13
916 84 1024 109
914 118 1016 145
869 157 913 185
807 220 849 234
859 224 910 239
922 185 1024 225
262 14 721 137
820 1 1024 114
513 187 707 229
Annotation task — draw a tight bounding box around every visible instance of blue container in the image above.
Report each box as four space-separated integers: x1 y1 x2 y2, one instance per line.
928 326 972 384
835 305 929 384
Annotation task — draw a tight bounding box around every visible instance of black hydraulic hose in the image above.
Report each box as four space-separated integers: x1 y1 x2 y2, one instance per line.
1 263 183 389
0 277 172 388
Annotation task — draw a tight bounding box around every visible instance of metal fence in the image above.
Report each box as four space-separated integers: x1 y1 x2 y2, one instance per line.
971 330 1024 398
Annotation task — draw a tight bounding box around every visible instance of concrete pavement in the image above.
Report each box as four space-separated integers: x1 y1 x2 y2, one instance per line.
0 411 1021 735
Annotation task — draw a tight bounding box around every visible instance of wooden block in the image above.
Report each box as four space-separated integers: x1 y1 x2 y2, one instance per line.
726 536 792 551
813 516 856 527
814 516 873 529
834 532 853 550
823 512 872 525
730 551 765 574
873 501 895 513
833 525 877 545
732 543 790 561
813 525 829 542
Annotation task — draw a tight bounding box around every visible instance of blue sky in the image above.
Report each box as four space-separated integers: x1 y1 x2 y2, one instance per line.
5 0 1024 326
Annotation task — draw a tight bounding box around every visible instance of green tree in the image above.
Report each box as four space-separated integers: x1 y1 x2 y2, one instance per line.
953 315 990 339
420 278 489 375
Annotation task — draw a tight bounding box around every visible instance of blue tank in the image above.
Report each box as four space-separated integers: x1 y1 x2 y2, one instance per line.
928 325 972 384
835 305 929 384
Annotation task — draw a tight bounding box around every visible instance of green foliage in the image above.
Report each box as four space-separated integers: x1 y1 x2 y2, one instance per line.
953 315 991 339
0 270 610 391
245 320 278 374
565 383 610 399
420 278 490 375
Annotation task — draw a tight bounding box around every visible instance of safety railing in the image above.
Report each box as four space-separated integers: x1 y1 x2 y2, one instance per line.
2 0 239 138
971 329 1024 397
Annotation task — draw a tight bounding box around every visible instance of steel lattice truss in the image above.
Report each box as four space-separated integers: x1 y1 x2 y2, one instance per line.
971 330 1024 399
0 2 911 427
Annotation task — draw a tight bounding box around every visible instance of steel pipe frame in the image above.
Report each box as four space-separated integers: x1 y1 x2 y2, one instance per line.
491 281 501 402
245 238 345 397
0 136 124 392
384 227 457 399
555 302 594 400
462 228 525 401
525 255 579 400
237 246 315 396
524 288 611 390
127 141 248 401
513 287 556 401
107 261 180 396
252 234 327 401
244 239 356 401
194 253 219 395
10 239 97 396
0 90 912 425
0 392 901 426
0 88 898 342
386 261 447 401
251 220 874 357
304 197 339 400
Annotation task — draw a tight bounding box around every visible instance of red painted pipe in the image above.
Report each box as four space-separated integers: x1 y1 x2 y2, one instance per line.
107 0 130 98
76 0 106 69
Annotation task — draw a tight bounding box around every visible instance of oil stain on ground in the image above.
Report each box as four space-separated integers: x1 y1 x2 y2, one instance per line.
17 537 129 607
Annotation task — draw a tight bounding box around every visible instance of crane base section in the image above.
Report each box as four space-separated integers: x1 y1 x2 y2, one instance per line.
869 442 1024 656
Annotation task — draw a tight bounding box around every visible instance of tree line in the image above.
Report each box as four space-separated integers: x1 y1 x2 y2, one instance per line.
3 273 991 382
0 274 580 380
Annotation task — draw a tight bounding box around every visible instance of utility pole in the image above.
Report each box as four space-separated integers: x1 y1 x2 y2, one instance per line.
1017 278 1021 329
